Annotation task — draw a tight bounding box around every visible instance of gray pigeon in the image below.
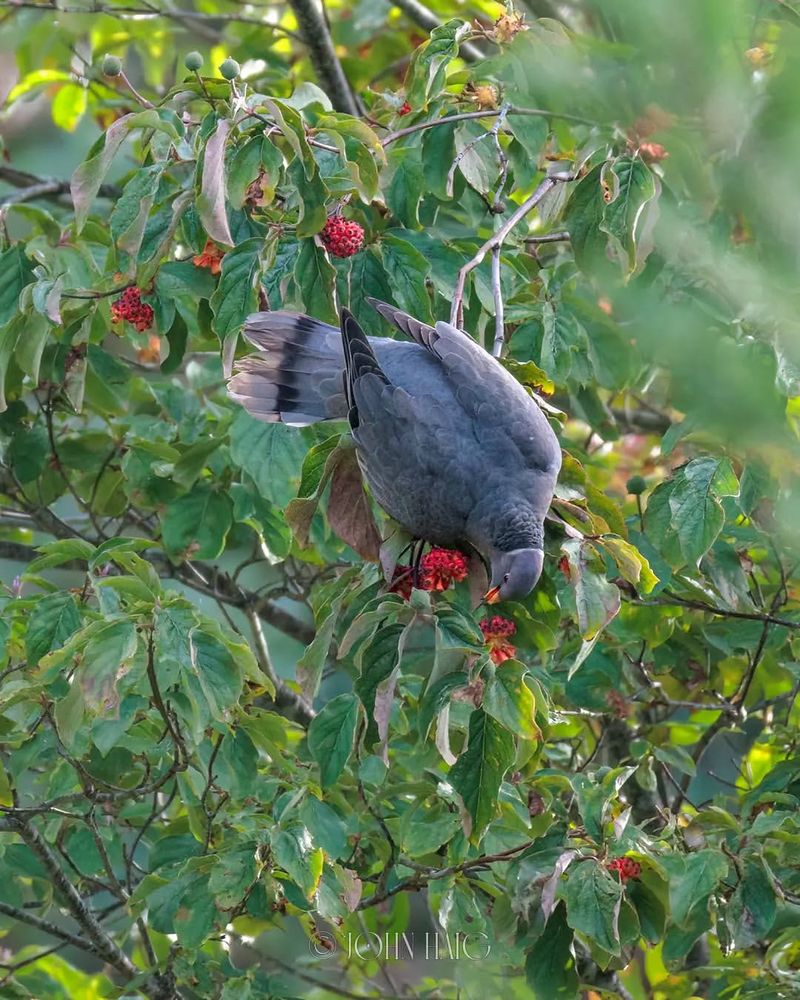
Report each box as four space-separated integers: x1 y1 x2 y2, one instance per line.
228 299 561 601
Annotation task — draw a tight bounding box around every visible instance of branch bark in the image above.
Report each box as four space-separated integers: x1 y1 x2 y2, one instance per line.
286 0 362 115
450 172 573 327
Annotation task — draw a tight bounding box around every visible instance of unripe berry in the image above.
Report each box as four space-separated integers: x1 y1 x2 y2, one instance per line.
627 475 647 495
319 216 365 258
219 57 240 81
102 55 123 78
184 51 204 72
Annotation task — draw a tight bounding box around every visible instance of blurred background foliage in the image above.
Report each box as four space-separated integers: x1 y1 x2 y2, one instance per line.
0 0 799 998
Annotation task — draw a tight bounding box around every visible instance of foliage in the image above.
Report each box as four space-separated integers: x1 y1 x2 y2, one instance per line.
0 1 799 998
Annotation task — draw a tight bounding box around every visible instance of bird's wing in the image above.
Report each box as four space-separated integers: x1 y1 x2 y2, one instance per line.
340 309 481 538
367 298 561 480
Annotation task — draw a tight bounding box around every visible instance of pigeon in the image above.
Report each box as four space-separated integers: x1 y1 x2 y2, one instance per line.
228 299 561 602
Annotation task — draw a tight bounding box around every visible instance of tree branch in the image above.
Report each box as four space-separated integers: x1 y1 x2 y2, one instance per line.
0 165 120 203
450 172 573 327
382 105 598 147
6 815 138 977
245 603 315 724
0 539 316 647
286 0 362 115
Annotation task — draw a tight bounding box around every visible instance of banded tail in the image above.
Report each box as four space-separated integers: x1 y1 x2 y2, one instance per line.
228 312 348 425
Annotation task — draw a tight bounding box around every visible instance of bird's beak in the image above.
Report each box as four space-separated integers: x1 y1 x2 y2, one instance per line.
484 585 501 605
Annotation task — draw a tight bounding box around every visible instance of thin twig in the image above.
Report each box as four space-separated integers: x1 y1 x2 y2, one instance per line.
382 105 599 147
450 172 573 327
491 245 505 358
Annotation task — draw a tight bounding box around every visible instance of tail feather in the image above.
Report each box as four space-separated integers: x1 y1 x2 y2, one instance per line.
340 309 389 429
229 312 348 425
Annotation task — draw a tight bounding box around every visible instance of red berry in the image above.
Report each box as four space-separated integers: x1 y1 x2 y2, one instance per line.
419 548 469 591
110 287 154 332
479 615 517 665
479 615 516 640
398 100 411 116
320 216 365 258
607 856 641 882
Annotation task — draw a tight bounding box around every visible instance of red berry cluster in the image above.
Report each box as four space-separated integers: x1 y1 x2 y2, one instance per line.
607 857 641 882
110 287 154 332
398 100 412 116
387 547 469 600
420 548 469 591
320 216 365 258
479 615 517 664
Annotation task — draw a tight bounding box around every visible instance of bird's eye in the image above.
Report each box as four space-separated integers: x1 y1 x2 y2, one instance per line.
503 573 510 583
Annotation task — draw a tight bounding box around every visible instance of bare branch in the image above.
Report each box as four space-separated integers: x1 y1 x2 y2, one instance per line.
245 603 315 724
450 172 574 327
6 815 139 977
382 105 600 147
285 0 362 115
491 245 505 358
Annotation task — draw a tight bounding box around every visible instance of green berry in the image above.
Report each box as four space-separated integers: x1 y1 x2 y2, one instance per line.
627 475 647 496
101 54 122 78
219 58 240 81
184 51 204 72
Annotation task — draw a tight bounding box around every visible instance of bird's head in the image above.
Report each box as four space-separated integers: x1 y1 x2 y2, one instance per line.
484 547 544 604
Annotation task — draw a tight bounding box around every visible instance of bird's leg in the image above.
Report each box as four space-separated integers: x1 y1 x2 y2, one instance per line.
411 540 426 588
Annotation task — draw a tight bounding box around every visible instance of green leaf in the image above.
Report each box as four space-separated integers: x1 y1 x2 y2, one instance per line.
669 457 740 566
560 858 623 956
0 246 34 326
418 671 469 739
400 800 460 855
386 146 425 228
406 19 471 106
271 825 324 898
190 628 244 720
482 661 540 740
307 693 360 789
379 235 432 322
52 83 88 132
209 237 262 349
229 410 307 508
561 539 621 642
9 425 49 484
598 535 658 593
663 849 729 927
525 904 579 999
293 239 337 323
540 300 589 384
71 110 180 232
727 855 777 948
161 484 233 561
449 709 515 842
25 593 82 666
78 619 138 713
110 164 165 257
299 795 349 860
263 99 316 178
296 434 342 499
599 157 659 275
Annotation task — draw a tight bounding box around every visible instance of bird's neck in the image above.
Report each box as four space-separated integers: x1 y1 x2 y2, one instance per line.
467 500 544 553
